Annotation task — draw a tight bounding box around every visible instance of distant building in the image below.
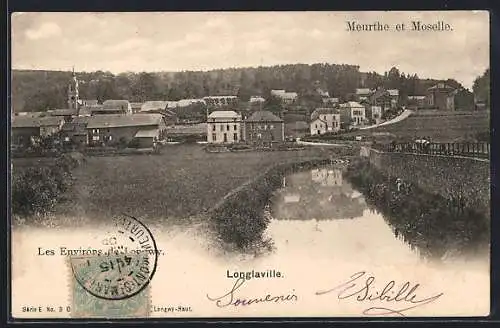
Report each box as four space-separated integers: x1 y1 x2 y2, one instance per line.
86 113 166 148
407 95 427 109
426 83 456 111
130 102 143 114
355 88 373 102
61 116 91 146
207 111 242 144
340 101 366 127
203 96 238 108
387 89 400 108
47 108 77 121
249 96 266 103
140 101 168 113
175 99 206 108
93 100 132 115
369 88 392 111
271 89 298 104
244 110 284 145
322 97 339 106
310 108 341 135
79 99 98 107
11 116 65 146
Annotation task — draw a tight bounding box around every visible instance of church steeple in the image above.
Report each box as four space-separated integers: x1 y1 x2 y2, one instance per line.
68 66 79 110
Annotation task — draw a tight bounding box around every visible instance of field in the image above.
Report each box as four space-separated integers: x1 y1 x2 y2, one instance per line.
11 144 342 226
322 110 490 143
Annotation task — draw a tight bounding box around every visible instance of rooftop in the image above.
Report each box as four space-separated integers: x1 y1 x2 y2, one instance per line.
355 88 372 95
207 110 241 119
140 101 168 112
311 108 340 120
428 83 455 91
87 114 163 129
102 100 131 109
12 116 64 128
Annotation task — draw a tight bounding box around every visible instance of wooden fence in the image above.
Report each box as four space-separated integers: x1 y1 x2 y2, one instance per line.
373 142 490 159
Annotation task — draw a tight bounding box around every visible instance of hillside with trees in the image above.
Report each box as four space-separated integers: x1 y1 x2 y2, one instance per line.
12 64 476 113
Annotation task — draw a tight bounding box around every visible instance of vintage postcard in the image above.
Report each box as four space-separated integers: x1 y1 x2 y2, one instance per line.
10 11 490 319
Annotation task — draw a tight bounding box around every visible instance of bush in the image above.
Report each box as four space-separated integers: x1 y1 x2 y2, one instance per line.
12 153 84 218
12 167 65 216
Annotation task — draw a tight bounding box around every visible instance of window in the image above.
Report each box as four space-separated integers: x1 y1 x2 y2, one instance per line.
234 133 238 141
220 125 224 132
264 125 268 130
212 124 216 132
92 136 99 141
227 124 230 131
323 115 327 120
212 134 217 142
270 124 274 129
109 135 112 141
234 124 237 130
315 124 318 129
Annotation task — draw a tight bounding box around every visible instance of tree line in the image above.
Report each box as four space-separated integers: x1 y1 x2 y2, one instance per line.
12 64 485 112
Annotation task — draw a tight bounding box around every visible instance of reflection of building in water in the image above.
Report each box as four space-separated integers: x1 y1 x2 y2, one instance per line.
311 168 343 186
271 167 366 220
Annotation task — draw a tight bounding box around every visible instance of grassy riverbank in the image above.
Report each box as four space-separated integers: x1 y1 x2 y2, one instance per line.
11 144 355 228
344 158 490 260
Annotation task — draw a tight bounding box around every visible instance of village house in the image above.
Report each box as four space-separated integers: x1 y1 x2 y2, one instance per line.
249 96 266 103
203 96 238 108
79 99 98 107
140 101 178 125
310 108 341 135
244 110 284 145
61 116 91 146
407 95 427 109
369 88 392 111
140 101 168 113
271 89 298 105
174 99 206 108
387 89 400 108
322 97 339 106
339 101 366 127
207 111 242 144
426 83 456 111
355 88 373 103
86 113 166 148
11 116 65 146
130 102 143 114
47 108 78 121
92 100 132 115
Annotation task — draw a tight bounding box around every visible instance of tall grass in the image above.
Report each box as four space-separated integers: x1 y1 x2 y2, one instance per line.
344 158 490 260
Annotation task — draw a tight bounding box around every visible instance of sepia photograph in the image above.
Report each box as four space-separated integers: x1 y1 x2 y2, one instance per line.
9 11 490 319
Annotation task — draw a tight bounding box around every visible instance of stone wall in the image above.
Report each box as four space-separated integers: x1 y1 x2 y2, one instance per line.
365 147 490 217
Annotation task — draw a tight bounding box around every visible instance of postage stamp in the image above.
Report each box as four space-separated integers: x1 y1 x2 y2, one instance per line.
68 214 157 317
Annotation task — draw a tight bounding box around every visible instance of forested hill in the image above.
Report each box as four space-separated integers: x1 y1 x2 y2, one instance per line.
12 64 473 112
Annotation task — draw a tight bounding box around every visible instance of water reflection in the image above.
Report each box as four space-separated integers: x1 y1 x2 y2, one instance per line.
269 163 489 262
271 167 366 220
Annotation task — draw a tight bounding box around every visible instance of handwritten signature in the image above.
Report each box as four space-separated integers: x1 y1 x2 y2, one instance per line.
207 278 298 308
315 271 443 316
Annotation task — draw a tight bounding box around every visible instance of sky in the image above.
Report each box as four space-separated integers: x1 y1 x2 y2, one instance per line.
11 11 489 89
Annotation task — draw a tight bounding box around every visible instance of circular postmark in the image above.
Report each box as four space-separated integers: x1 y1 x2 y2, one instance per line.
70 214 158 300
